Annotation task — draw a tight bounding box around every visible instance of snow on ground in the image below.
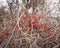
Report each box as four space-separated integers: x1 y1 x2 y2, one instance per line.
0 0 60 17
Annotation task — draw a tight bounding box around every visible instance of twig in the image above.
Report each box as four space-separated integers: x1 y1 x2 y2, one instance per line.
4 11 24 48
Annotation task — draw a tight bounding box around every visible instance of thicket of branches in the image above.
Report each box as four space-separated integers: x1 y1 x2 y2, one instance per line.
0 0 60 48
